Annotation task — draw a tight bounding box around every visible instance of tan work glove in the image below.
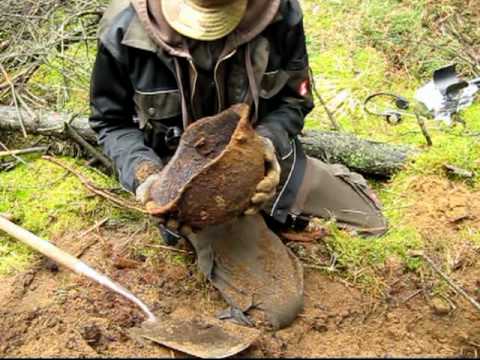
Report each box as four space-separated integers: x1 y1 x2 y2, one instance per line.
135 163 191 236
244 137 281 215
134 160 163 205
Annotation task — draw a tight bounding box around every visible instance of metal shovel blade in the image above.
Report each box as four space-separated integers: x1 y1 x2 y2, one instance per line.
131 314 260 359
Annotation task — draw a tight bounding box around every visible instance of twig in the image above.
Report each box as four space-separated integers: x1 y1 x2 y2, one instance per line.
117 225 147 255
0 146 48 158
400 289 423 305
64 119 113 170
146 244 193 255
0 141 27 165
75 237 99 258
409 251 480 314
303 263 337 273
78 217 109 238
73 218 108 258
0 64 39 92
15 92 37 121
309 67 341 131
42 155 148 214
280 228 329 243
414 113 433 146
0 63 27 137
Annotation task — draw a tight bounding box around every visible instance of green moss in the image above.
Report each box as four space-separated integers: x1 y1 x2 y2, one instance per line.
0 239 33 274
0 157 136 275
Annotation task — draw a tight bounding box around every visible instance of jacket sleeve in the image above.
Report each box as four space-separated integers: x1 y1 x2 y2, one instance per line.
89 43 163 193
255 16 314 158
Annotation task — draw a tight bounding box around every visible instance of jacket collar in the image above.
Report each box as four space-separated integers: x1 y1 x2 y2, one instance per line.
121 13 157 53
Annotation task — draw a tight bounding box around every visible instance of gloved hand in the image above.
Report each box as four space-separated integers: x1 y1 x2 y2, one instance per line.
135 165 192 238
244 137 281 216
134 160 163 207
135 172 161 206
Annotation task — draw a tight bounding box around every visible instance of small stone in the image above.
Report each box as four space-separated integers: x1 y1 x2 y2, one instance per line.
431 297 450 316
22 272 35 288
79 323 102 346
42 258 59 273
45 317 59 328
312 321 328 333
389 326 407 340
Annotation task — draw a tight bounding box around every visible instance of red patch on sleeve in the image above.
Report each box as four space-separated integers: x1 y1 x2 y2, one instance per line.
299 79 309 97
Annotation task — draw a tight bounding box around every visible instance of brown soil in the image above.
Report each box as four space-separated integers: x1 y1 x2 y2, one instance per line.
406 175 480 242
1 179 480 358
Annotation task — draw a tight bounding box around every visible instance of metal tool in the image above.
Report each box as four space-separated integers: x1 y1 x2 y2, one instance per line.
415 64 480 125
363 64 480 145
0 216 259 358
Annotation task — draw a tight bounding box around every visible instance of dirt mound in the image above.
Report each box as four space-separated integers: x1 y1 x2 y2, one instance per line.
406 176 480 241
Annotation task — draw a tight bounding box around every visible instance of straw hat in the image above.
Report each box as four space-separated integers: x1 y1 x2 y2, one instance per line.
161 0 248 41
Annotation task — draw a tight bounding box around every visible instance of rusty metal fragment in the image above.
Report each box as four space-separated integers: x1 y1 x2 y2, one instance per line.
146 104 265 228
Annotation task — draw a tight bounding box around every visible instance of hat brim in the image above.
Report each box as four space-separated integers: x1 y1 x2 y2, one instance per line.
161 0 248 41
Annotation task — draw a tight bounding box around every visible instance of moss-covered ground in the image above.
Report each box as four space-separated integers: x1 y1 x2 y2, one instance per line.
1 0 479 293
0 157 140 273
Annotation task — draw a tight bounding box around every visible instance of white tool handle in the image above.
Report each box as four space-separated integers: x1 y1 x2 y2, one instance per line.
0 216 156 322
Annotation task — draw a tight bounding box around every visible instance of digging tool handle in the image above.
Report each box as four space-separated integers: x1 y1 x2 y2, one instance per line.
0 216 87 272
0 216 156 321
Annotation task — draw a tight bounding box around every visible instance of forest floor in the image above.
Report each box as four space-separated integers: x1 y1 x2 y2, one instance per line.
1 200 480 357
1 0 480 357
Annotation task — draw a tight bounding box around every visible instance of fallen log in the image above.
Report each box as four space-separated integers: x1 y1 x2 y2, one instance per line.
0 105 417 177
300 131 417 177
0 105 96 142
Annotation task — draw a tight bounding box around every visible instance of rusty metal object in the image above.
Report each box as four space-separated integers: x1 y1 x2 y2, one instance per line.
146 104 265 228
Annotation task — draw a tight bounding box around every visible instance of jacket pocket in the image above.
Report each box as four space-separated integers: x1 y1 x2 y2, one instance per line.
260 70 290 99
133 89 181 129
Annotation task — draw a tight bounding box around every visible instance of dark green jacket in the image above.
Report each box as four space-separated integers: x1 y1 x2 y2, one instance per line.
89 0 314 223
